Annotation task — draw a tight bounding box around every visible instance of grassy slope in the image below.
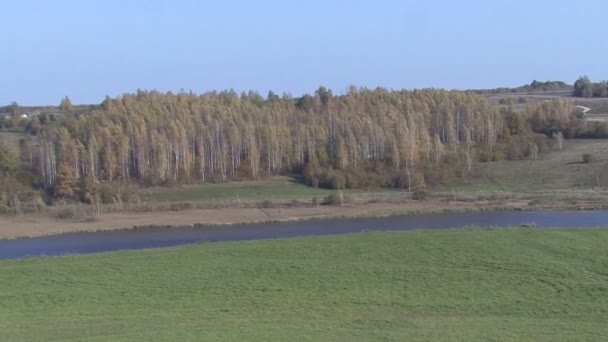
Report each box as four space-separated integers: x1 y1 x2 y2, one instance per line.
141 177 403 205
1 228 607 341
142 177 338 203
441 139 608 194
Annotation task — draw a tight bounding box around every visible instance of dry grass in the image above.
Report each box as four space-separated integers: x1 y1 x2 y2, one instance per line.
441 140 608 193
483 91 608 115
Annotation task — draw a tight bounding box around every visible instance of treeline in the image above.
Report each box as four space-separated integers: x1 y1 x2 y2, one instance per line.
573 76 608 98
0 87 583 210
471 80 571 95
0 98 96 130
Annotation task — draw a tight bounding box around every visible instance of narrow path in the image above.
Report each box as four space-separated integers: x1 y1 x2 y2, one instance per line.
576 105 591 114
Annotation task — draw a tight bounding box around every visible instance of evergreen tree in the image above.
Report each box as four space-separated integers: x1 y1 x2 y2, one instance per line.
59 96 74 111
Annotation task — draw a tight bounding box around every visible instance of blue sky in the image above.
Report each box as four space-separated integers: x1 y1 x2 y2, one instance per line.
1 0 606 105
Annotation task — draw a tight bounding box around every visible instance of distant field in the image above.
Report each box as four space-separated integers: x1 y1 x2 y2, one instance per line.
1 228 607 341
585 113 608 122
0 130 29 143
574 98 608 115
483 91 608 115
440 139 608 194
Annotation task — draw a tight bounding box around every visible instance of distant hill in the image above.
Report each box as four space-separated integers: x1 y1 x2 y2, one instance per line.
469 80 572 95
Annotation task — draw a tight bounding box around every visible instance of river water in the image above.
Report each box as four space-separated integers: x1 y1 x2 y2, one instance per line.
1 210 607 260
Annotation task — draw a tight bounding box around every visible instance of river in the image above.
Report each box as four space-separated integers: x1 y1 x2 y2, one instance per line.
1 210 607 260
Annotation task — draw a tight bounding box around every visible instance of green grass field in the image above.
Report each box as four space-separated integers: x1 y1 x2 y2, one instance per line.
141 176 405 203
1 228 607 341
141 177 336 203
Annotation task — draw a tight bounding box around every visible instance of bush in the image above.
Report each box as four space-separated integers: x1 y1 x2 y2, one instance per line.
311 197 321 207
259 200 275 208
98 182 139 204
412 188 430 201
582 153 593 163
321 192 349 206
169 202 194 211
55 207 78 219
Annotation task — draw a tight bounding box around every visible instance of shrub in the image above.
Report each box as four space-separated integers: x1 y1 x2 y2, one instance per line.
311 197 321 207
55 207 78 219
98 182 139 204
259 200 274 208
582 153 593 163
412 188 430 201
321 192 349 206
169 202 194 211
99 183 118 204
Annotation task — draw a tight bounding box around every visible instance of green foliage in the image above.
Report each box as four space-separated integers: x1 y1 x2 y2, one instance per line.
573 75 608 98
144 177 333 203
1 229 607 340
321 191 349 205
0 146 19 176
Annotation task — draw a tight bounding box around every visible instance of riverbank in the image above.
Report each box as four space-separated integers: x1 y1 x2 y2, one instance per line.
2 194 608 240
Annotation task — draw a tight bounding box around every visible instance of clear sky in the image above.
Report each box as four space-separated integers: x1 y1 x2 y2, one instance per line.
1 0 607 105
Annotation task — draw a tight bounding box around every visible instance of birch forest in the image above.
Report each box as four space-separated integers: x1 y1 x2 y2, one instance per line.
1 87 580 207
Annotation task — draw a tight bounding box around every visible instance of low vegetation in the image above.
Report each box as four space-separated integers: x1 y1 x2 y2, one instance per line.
441 140 608 193
573 76 608 98
470 80 572 95
1 228 607 340
142 177 334 203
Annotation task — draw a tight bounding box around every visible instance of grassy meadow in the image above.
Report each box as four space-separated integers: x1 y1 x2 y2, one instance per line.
1 228 607 341
139 176 404 205
141 176 335 203
439 139 608 194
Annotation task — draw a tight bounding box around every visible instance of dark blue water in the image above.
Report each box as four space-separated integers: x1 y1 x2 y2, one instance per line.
1 210 607 260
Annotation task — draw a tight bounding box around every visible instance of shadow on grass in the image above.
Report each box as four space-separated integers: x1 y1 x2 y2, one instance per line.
286 174 308 185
